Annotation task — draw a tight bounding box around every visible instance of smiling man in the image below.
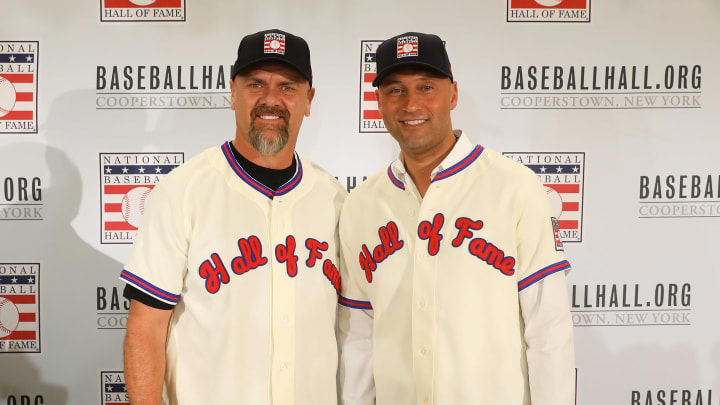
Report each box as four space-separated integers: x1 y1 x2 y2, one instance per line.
338 32 576 405
120 29 346 405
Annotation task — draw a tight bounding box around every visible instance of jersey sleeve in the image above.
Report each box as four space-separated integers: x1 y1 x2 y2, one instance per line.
119 180 188 306
337 205 372 310
514 174 571 292
337 206 376 404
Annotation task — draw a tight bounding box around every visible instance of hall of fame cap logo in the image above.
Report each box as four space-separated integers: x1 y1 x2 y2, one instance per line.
0 41 39 134
101 371 129 405
100 152 183 244
358 40 385 134
0 263 40 353
507 0 591 23
503 152 585 242
264 33 286 55
101 0 186 22
396 36 418 58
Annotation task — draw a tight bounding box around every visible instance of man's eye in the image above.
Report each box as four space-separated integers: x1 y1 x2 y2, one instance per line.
282 86 294 92
249 83 261 88
423 85 433 91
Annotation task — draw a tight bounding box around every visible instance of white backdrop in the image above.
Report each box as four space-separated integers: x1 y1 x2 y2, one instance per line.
1 0 719 404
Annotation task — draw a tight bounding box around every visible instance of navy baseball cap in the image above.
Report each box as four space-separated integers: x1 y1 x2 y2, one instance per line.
373 32 453 87
231 29 313 86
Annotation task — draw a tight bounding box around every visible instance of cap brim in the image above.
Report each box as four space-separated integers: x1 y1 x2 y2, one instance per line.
372 61 452 87
233 56 312 85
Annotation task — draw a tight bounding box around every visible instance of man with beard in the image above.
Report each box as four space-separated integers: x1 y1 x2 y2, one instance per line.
120 29 346 405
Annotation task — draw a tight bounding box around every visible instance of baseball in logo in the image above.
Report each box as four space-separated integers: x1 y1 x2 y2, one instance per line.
101 0 185 22
503 152 585 242
264 33 286 55
396 36 419 58
0 41 38 134
358 40 385 134
100 153 183 244
101 371 129 405
0 263 40 353
507 0 590 22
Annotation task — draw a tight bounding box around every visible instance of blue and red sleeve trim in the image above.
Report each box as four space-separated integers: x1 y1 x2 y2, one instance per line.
338 295 373 310
120 269 180 304
517 260 571 292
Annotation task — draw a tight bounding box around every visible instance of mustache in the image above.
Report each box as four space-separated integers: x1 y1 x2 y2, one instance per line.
251 106 289 122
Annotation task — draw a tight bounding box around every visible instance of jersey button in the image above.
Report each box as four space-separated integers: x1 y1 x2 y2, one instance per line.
409 210 414 216
424 396 430 404
281 315 288 324
282 362 289 370
419 299 426 309
420 346 429 356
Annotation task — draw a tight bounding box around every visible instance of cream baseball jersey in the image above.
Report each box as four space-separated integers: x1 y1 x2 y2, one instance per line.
338 133 574 405
120 142 345 405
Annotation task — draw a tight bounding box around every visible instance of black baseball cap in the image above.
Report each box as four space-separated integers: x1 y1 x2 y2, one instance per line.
373 32 452 87
231 29 313 86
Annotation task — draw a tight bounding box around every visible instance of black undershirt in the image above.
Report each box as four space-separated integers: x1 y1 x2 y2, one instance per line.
123 142 297 310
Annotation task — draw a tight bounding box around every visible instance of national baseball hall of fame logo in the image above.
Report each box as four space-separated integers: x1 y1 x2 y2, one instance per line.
101 371 128 405
0 263 40 353
0 41 38 134
100 153 183 244
503 152 585 242
101 0 186 22
359 40 385 134
507 0 591 23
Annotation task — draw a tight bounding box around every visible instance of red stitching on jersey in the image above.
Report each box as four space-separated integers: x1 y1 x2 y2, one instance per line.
452 217 485 247
275 235 299 277
306 238 329 267
322 259 341 294
467 238 516 276
359 221 405 283
418 213 445 256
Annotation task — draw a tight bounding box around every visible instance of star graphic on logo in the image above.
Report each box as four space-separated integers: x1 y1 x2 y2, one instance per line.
105 167 112 174
138 166 146 173
366 54 373 62
540 166 547 173
8 55 15 62
123 385 127 391
11 277 18 283
106 385 113 392
556 166 563 173
122 167 129 174
26 55 33 62
155 167 162 173
28 277 34 283
572 166 579 173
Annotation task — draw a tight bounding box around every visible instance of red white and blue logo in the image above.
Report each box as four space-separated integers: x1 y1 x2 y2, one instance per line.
503 152 585 243
359 40 385 134
0 41 38 134
100 152 183 244
396 36 419 58
0 263 40 353
101 371 128 405
101 0 186 22
507 0 591 23
264 33 286 55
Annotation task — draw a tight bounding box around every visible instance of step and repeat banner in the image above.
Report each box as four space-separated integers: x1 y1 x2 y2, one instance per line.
1 0 718 404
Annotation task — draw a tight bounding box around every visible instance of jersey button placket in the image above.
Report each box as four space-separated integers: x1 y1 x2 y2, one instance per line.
412 204 438 405
269 197 295 405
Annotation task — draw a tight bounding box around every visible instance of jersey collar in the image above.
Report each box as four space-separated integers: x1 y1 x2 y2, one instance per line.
221 141 303 199
388 130 484 190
